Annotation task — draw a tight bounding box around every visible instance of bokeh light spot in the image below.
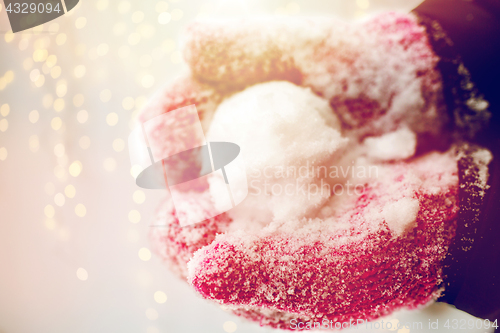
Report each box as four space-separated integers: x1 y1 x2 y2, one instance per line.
51 117 62 130
154 291 167 304
65 184 76 198
79 136 91 149
103 157 117 172
77 110 89 124
138 247 151 261
133 190 146 204
69 161 83 177
112 138 125 152
128 210 141 223
106 113 119 126
29 110 39 123
76 267 88 281
44 204 55 218
223 321 237 333
75 204 87 217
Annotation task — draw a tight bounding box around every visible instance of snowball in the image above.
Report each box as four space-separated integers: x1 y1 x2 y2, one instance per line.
206 81 348 223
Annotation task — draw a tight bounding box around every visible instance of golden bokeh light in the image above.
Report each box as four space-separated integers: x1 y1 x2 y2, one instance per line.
155 1 169 12
113 22 127 36
77 110 89 124
147 327 159 333
223 321 237 333
386 319 399 331
128 210 141 223
33 49 48 62
0 104 9 117
56 33 67 46
43 94 53 109
54 98 65 112
45 218 56 230
137 24 156 39
29 110 39 123
4 32 14 43
171 9 184 21
18 38 29 50
162 39 175 53
0 119 8 132
154 291 167 304
57 155 68 167
34 74 45 87
112 138 125 152
158 12 172 25
69 161 83 177
138 247 151 261
51 117 62 130
118 45 131 58
133 190 146 204
48 22 59 33
97 43 109 56
118 1 131 14
100 89 112 102
51 66 62 79
135 96 147 109
44 204 55 218
132 11 145 24
128 33 141 45
122 97 135 110
65 184 76 198
4 71 14 84
79 136 91 149
96 0 108 11
76 267 88 281
356 0 370 9
29 135 39 152
145 308 158 320
139 55 153 67
53 143 65 157
34 37 50 49
130 165 142 178
141 75 155 88
75 17 87 29
75 204 87 217
54 193 65 207
76 43 86 56
74 65 87 78
46 55 58 68
106 113 119 126
54 165 66 179
23 58 34 70
103 157 117 172
30 69 40 82
170 51 182 64
0 147 7 161
56 82 67 97
58 228 71 242
73 94 85 107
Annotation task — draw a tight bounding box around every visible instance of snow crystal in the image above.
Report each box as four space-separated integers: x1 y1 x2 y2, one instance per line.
382 197 420 236
363 127 416 161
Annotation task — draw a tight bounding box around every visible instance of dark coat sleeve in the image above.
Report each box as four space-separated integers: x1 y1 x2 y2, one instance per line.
413 0 500 322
